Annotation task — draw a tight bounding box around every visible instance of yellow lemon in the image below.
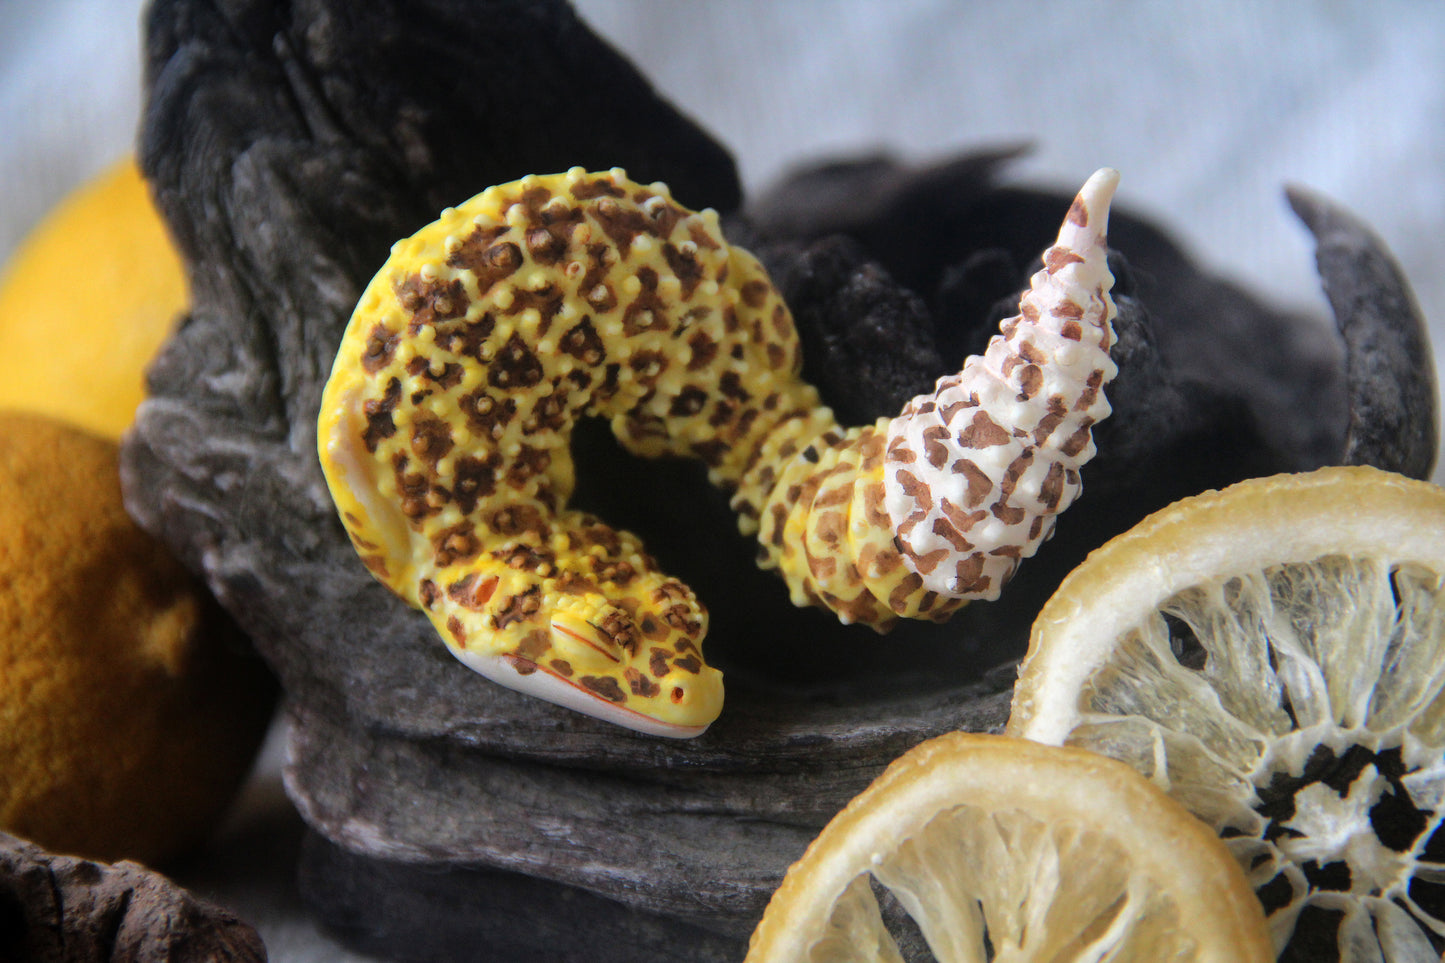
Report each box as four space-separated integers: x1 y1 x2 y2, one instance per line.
0 412 274 866
1008 466 1445 960
0 157 187 438
746 732 1271 962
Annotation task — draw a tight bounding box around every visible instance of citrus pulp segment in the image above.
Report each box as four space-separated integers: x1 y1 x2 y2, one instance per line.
1007 466 1445 960
745 732 1271 962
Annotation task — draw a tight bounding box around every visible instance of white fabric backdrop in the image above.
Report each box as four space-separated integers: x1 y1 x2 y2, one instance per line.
2 2 1443 959
4 1 1440 470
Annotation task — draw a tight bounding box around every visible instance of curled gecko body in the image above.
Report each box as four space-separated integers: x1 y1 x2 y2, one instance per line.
317 166 1119 737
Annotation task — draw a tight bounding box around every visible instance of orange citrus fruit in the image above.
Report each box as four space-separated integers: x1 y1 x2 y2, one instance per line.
0 157 187 438
0 412 274 865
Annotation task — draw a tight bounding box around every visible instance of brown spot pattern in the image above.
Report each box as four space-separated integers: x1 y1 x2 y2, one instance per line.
362 378 402 453
328 170 1123 729
957 411 1011 448
448 235 522 292
397 274 469 330
447 572 499 610
879 170 1118 607
560 318 606 365
362 324 399 373
489 333 544 390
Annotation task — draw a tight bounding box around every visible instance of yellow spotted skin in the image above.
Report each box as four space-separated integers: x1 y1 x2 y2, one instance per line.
317 167 1112 735
747 420 963 626
318 170 826 736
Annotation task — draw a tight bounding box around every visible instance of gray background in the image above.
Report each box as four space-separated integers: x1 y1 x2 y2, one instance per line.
4 1 1442 470
2 1 1443 958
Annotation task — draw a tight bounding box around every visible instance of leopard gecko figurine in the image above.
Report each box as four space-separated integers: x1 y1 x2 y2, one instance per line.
317 166 1119 737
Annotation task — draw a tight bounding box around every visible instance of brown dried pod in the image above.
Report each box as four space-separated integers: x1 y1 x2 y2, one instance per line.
0 832 266 963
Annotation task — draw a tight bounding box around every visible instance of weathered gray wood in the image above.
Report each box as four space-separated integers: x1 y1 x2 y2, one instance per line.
295 831 750 963
1288 183 1439 478
119 0 1437 958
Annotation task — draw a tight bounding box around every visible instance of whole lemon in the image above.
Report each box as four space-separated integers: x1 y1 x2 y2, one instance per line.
0 158 188 439
0 412 275 866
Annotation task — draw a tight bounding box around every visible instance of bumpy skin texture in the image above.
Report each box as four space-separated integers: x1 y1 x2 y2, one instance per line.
884 170 1118 600
319 169 747 737
319 168 1118 736
738 169 1116 628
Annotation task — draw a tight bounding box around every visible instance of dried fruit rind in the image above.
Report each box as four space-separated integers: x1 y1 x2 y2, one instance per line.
1009 466 1445 958
318 167 1119 735
746 732 1273 961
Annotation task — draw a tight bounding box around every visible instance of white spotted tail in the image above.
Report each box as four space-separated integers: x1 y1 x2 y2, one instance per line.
883 168 1120 600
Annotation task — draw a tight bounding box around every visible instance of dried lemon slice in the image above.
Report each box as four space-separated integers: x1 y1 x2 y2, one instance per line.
746 732 1271 962
1008 466 1445 960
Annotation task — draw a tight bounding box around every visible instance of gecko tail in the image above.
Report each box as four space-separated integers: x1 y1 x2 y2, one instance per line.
880 169 1123 603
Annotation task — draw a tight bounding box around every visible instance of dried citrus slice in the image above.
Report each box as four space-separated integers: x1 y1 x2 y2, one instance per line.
1008 465 1445 960
746 732 1271 962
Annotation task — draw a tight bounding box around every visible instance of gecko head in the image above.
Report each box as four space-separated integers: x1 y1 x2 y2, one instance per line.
446 576 723 739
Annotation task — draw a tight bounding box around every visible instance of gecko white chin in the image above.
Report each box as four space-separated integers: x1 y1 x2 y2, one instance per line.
447 646 714 739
